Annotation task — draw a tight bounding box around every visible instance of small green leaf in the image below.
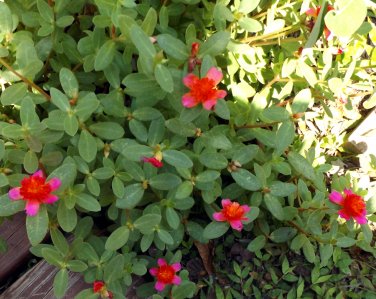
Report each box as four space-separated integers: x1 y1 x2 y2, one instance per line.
89 122 124 140
247 235 266 252
94 40 116 71
76 193 101 212
53 269 68 299
0 194 25 216
155 64 174 93
134 214 162 234
157 229 174 245
239 0 260 14
166 208 180 229
78 130 97 163
198 31 230 57
203 221 229 239
163 150 193 168
239 17 262 32
0 2 13 34
51 88 70 112
130 25 156 58
149 173 182 190
270 227 297 243
105 226 130 251
59 67 79 98
264 194 284 221
1 83 27 105
37 0 54 23
116 183 144 209
336 236 356 248
231 169 261 191
26 205 49 246
156 34 189 60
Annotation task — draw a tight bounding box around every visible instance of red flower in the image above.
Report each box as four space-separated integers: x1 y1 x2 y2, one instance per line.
306 5 334 40
8 170 61 216
143 157 163 168
149 258 181 291
93 281 113 299
213 199 251 231
182 67 227 110
188 42 201 72
329 189 367 224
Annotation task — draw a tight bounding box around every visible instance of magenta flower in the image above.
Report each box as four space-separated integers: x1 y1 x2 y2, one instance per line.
182 67 227 110
8 170 61 216
213 199 251 231
149 258 181 291
329 189 367 224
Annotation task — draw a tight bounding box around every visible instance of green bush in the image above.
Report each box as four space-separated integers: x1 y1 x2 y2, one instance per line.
0 0 375 298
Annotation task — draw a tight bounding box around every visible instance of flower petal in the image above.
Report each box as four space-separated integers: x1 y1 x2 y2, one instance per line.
306 7 318 17
171 263 181 272
202 98 218 110
8 187 22 200
354 215 367 225
182 94 199 108
213 212 226 221
230 220 243 231
155 281 165 292
32 170 44 179
25 201 40 216
183 73 198 88
48 178 61 191
149 268 158 276
343 189 353 196
221 199 232 208
329 191 344 205
338 209 350 220
45 195 59 204
206 67 223 85
172 275 182 285
241 205 251 213
157 258 167 267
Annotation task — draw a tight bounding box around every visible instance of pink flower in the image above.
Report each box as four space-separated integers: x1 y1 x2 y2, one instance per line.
143 157 163 168
93 281 113 299
329 189 367 224
149 258 181 291
182 67 227 110
213 199 251 231
8 170 61 216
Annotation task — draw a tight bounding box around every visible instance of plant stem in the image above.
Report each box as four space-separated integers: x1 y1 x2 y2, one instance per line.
0 57 51 101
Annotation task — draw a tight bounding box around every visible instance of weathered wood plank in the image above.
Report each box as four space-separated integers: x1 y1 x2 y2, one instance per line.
0 260 90 299
0 213 30 283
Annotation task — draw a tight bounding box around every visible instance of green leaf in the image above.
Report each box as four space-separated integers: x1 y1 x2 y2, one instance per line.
1 83 27 105
264 194 284 221
304 1 328 49
141 7 158 36
59 68 79 98
56 15 74 28
302 240 316 263
157 229 174 245
37 0 54 23
239 0 260 14
199 152 228 170
325 0 367 38
42 248 63 267
196 170 220 183
0 194 25 216
51 88 70 112
132 107 162 121
57 201 77 232
292 88 312 114
105 226 130 251
155 64 173 93
66 260 88 272
175 181 193 199
171 281 196 299
0 2 13 33
165 118 196 137
270 227 297 243
51 228 69 255
94 40 116 71
24 151 39 174
166 207 180 229
290 234 308 251
104 254 124 282
116 183 144 209
231 169 261 191
287 152 318 183
129 119 148 143
130 25 156 58
26 205 49 246
307 210 325 235
163 150 193 168
269 182 297 197
239 17 262 32
203 221 229 239
134 214 162 234
247 235 266 252
214 99 230 120
275 121 295 156
149 173 182 190
76 193 101 212
156 34 189 60
75 92 100 121
92 167 114 180
120 144 153 161
48 161 77 190
89 122 124 140
78 130 97 163
64 114 79 136
261 106 290 122
53 269 68 299
198 31 230 57
336 236 356 248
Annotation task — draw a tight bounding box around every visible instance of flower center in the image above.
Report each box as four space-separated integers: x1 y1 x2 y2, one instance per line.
343 193 365 217
157 265 175 284
20 176 52 202
223 203 245 221
190 78 217 102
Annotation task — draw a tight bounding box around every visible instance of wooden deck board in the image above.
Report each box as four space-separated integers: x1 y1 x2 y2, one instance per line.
0 260 90 299
0 213 30 284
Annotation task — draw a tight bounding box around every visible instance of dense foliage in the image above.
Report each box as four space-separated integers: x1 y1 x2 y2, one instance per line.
0 0 376 298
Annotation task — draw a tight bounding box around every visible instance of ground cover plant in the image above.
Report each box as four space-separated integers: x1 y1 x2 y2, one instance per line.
0 0 376 298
